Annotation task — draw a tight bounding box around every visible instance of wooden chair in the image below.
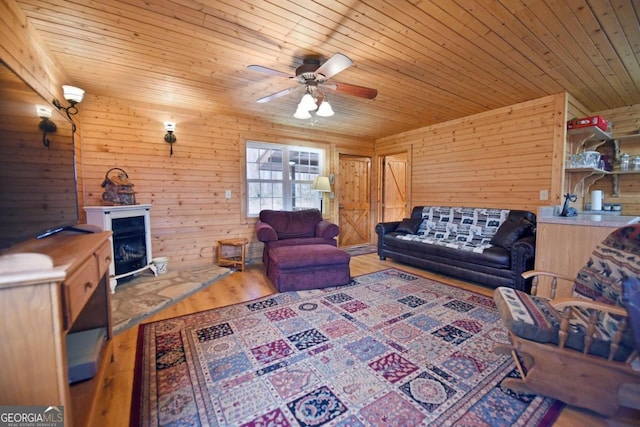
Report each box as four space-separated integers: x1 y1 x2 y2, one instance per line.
493 224 640 416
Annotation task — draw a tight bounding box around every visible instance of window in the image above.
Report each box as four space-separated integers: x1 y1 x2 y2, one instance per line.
246 141 324 216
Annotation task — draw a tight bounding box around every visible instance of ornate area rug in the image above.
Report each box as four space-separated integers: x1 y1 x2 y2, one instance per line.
112 264 231 334
131 268 563 426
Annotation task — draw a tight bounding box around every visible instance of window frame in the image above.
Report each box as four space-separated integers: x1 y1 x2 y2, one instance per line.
245 141 325 217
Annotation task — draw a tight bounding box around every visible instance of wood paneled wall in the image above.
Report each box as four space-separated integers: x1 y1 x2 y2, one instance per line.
78 95 373 269
376 94 566 212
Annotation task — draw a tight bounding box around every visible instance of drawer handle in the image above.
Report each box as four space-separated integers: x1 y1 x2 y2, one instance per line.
85 281 94 291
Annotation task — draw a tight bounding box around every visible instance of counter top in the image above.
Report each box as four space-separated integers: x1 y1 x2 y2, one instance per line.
537 209 639 227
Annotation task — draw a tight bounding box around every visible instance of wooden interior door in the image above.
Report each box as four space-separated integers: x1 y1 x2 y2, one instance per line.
382 153 408 221
338 155 371 247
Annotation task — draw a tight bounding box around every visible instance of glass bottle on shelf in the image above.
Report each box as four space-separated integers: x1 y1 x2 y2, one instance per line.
633 156 640 171
621 153 630 171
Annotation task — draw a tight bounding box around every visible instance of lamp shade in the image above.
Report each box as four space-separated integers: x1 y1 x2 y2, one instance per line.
316 101 334 117
300 93 318 111
62 85 84 103
36 105 52 118
293 105 312 119
164 121 176 132
311 176 331 192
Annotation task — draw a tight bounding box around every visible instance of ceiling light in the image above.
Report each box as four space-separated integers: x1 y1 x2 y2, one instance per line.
316 101 334 117
300 93 317 111
293 105 312 119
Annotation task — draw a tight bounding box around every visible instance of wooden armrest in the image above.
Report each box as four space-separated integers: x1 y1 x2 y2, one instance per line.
521 270 575 298
521 270 574 282
552 297 628 317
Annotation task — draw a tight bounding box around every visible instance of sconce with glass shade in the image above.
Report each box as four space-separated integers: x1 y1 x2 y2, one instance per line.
36 105 56 148
311 176 332 213
53 85 84 130
164 121 177 156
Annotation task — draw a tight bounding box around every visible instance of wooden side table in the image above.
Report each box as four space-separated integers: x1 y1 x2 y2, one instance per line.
217 238 248 271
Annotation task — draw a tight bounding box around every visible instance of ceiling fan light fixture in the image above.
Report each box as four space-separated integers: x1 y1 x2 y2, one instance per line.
300 93 317 111
316 101 334 117
293 105 312 119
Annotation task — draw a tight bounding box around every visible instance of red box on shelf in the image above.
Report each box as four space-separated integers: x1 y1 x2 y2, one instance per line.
567 116 608 132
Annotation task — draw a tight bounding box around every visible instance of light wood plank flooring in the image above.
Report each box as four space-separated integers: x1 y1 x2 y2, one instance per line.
92 254 640 426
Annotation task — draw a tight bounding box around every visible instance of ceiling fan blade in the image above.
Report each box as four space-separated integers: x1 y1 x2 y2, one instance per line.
256 87 297 103
247 65 294 79
315 53 353 80
324 82 378 99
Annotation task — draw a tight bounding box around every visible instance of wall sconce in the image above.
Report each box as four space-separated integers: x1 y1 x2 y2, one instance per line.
164 122 176 156
52 85 84 134
36 105 56 148
311 176 332 212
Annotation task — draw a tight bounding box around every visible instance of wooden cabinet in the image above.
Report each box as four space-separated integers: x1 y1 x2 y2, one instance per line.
534 219 630 298
0 231 113 427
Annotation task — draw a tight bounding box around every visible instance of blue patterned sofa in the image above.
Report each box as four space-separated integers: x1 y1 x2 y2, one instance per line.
375 206 536 291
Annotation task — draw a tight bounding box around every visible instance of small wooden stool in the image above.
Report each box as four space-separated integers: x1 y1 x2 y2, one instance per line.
217 238 248 271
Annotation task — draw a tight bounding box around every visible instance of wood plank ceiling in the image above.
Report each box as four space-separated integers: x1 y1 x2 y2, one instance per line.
14 0 640 140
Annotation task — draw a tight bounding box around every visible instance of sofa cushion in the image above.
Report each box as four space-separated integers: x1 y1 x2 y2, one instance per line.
490 217 534 250
386 233 510 269
416 207 510 246
395 217 422 234
259 209 323 239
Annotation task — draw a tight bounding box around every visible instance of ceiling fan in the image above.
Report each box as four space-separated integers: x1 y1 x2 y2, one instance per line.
247 53 378 105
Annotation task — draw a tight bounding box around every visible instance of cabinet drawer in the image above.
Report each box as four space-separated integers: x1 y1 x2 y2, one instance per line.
64 256 99 327
95 240 112 279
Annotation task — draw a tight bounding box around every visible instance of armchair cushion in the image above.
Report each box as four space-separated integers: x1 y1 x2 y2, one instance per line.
259 209 323 239
622 276 640 353
574 224 640 306
494 286 634 362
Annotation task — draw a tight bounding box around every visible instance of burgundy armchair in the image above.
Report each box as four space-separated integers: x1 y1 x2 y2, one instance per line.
256 209 339 274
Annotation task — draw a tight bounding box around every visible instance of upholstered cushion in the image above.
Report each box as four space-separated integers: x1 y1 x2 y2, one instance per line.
574 225 640 306
315 220 339 239
259 209 323 239
494 287 561 344
622 276 640 353
255 221 278 242
494 287 634 362
395 217 422 234
490 218 534 250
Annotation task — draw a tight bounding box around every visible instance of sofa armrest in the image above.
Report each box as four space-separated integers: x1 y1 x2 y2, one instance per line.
510 235 536 292
256 220 278 242
376 221 401 235
315 220 339 239
375 221 401 259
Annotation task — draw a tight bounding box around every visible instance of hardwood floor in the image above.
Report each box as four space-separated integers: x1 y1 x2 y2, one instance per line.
92 254 639 426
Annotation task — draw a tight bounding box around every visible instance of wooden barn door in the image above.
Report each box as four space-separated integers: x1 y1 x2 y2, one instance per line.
382 152 408 222
338 155 371 247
